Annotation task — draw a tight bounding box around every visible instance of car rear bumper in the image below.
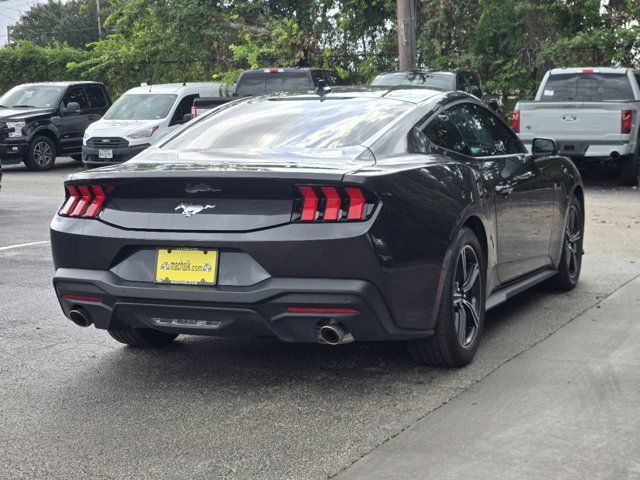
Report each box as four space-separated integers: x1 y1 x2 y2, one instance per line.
82 143 151 167
523 140 634 159
53 268 433 342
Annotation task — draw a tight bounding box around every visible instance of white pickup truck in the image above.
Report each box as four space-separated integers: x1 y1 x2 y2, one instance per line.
513 67 640 185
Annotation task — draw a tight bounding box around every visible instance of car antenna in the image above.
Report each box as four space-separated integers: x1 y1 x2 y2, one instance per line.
315 78 332 101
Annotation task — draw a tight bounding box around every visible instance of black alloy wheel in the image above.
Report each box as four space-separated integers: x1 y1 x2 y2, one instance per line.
620 142 639 186
549 195 584 290
407 227 486 367
25 136 56 171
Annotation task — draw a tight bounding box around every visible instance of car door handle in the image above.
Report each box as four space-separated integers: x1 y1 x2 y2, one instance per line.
495 184 514 196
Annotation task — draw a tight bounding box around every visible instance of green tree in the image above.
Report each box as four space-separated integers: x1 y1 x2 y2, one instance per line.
9 0 112 50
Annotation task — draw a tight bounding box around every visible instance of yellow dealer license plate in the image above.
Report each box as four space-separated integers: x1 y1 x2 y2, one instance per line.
155 248 218 285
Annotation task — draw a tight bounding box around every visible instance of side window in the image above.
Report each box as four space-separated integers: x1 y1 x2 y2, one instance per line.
311 71 325 86
634 74 640 92
449 103 522 157
62 87 90 110
170 94 198 126
422 109 471 156
85 85 107 109
456 73 470 93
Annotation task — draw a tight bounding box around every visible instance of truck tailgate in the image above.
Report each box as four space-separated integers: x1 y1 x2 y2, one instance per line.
519 102 628 141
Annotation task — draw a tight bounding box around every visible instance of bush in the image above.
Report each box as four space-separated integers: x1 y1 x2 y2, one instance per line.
0 42 89 95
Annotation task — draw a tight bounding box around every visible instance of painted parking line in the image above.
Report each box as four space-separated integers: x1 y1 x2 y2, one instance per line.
0 241 49 252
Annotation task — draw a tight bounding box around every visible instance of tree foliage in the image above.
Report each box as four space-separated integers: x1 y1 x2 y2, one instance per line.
2 0 640 100
0 42 88 94
9 0 112 50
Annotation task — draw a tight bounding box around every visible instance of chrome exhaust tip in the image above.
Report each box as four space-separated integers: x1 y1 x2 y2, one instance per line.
68 308 93 328
317 323 354 345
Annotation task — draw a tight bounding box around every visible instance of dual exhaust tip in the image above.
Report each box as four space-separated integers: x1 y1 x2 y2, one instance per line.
68 307 353 344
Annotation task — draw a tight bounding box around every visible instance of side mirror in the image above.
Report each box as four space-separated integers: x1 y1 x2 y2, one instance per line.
62 102 81 115
468 86 482 98
182 113 193 123
532 138 557 156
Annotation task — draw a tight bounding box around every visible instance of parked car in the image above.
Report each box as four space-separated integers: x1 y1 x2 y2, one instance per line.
51 88 583 368
370 70 504 116
82 83 226 168
513 67 640 186
191 68 347 117
0 82 111 171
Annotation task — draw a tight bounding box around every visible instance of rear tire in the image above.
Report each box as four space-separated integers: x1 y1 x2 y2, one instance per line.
24 136 56 171
620 146 639 186
548 195 583 291
108 328 178 347
407 227 486 368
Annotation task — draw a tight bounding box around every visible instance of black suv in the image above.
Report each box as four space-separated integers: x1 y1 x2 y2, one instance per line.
0 82 111 171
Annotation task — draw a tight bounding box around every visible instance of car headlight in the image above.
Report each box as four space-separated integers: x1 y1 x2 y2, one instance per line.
6 121 25 138
128 126 159 139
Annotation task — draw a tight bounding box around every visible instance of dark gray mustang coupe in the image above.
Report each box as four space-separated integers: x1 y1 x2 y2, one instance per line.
51 88 584 367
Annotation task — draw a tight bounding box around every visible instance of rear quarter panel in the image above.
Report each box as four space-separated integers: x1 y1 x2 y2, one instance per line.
349 155 495 330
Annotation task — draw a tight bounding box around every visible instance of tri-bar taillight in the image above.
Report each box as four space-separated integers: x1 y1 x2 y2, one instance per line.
59 184 112 218
293 185 374 222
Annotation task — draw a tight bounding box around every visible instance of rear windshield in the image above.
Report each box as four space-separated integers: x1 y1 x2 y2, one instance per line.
371 72 455 90
540 73 635 102
104 94 177 120
162 97 411 150
236 72 312 96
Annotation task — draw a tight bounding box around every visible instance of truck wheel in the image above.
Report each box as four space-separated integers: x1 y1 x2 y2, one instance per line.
108 328 178 347
620 148 639 186
25 136 56 171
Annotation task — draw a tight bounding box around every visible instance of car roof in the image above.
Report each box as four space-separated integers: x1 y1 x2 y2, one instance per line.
124 83 225 95
549 67 632 75
17 81 103 87
243 68 333 73
265 87 446 105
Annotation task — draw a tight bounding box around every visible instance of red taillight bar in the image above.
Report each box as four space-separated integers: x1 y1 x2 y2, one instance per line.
62 293 103 303
299 186 319 221
294 185 373 223
621 110 632 134
511 109 520 133
345 187 365 220
286 307 360 314
59 184 112 219
321 187 341 221
59 185 80 216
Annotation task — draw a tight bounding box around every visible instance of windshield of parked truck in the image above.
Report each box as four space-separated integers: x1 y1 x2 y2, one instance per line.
104 94 177 120
540 73 635 102
0 85 65 109
371 72 456 90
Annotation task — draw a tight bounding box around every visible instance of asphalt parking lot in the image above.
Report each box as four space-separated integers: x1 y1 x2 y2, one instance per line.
1 159 639 480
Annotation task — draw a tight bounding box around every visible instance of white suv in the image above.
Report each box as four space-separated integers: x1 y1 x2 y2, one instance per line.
82 82 225 167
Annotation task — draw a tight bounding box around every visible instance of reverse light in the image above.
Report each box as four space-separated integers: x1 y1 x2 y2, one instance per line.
621 110 632 134
511 109 520 133
128 125 159 139
293 185 374 222
59 184 113 219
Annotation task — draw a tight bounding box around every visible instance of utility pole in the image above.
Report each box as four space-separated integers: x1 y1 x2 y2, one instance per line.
397 0 416 71
6 26 11 46
96 0 103 40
